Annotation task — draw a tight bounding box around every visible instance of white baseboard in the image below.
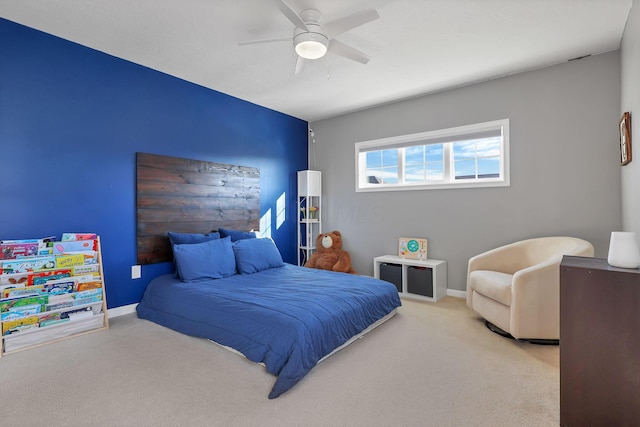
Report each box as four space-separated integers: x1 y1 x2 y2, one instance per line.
447 289 467 299
107 303 138 318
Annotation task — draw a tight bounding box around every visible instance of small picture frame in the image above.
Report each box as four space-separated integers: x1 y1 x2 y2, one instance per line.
619 112 632 166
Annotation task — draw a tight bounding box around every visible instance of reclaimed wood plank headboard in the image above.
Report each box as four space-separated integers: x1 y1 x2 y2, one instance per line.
136 152 260 264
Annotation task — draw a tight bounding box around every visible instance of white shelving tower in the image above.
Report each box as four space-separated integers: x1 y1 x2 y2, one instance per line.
297 170 321 266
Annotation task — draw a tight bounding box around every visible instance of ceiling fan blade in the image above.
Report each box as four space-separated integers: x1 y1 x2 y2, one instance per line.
294 56 306 74
324 8 379 38
328 39 370 64
238 37 291 46
278 0 308 30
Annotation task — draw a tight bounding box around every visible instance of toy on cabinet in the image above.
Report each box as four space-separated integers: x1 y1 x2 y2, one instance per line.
398 237 428 260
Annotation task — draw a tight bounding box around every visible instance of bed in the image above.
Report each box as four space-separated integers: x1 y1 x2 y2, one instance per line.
136 234 402 399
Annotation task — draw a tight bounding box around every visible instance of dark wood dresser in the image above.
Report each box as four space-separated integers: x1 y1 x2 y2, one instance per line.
560 256 640 427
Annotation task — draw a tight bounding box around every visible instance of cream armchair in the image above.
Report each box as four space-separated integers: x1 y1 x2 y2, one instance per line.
466 236 594 342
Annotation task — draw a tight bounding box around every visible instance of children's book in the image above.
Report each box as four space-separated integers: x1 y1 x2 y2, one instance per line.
0 237 56 259
1 256 56 274
39 311 69 327
1 303 42 320
74 288 103 306
74 296 103 306
38 247 53 255
61 306 93 320
31 268 73 286
46 294 75 311
71 250 98 265
74 288 102 299
0 295 48 313
0 272 30 286
75 281 102 292
0 282 26 297
43 280 75 296
0 239 39 245
2 285 46 299
75 274 98 283
2 315 39 335
54 254 86 268
61 233 97 241
38 236 56 250
72 264 99 276
40 318 69 328
0 241 39 260
50 239 97 255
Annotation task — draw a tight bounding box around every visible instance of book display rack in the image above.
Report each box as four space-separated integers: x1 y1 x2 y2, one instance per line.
0 233 109 357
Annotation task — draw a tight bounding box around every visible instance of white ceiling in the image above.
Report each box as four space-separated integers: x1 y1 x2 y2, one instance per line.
0 0 633 122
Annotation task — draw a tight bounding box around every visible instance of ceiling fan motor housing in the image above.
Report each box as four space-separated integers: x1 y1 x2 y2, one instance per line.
293 9 328 59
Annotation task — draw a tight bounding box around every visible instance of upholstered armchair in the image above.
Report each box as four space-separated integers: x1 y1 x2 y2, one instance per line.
466 236 594 342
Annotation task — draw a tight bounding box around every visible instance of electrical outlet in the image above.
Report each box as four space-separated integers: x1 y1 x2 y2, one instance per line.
131 265 142 279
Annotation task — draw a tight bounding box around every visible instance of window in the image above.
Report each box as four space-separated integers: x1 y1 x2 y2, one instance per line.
355 119 509 191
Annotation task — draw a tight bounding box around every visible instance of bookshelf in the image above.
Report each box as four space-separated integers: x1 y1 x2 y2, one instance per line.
0 234 109 357
297 170 322 266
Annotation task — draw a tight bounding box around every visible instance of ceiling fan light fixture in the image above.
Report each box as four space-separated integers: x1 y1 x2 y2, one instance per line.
294 32 328 59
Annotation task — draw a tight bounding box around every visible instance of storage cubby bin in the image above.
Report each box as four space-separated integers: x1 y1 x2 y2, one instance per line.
407 266 433 298
379 263 402 293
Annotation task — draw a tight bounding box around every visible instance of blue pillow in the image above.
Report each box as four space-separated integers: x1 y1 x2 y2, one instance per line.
168 232 221 277
173 237 236 282
218 228 256 242
168 231 220 246
233 238 284 274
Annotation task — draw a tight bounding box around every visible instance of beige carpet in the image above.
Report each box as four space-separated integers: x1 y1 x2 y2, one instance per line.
0 297 559 426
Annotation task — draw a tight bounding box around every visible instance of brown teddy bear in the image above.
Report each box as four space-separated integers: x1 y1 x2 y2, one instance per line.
304 230 356 274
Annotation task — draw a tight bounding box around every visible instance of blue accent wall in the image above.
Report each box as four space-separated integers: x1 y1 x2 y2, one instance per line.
0 18 308 308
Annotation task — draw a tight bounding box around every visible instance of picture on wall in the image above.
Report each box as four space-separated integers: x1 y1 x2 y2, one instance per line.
619 112 632 166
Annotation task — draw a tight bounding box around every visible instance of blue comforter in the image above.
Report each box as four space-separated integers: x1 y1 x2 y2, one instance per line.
136 264 401 398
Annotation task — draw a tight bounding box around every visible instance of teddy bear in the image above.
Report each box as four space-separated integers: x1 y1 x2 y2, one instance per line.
304 230 356 274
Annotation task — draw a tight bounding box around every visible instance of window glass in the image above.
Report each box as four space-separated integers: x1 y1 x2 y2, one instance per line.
425 144 443 163
405 146 424 164
366 151 381 168
454 158 476 180
405 163 425 182
355 119 509 191
478 158 500 178
382 149 398 166
381 166 398 184
426 163 444 181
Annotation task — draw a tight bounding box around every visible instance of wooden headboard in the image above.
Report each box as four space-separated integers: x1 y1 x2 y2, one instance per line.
136 152 260 264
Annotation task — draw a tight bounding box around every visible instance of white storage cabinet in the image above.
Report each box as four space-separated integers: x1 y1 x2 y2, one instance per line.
374 255 447 302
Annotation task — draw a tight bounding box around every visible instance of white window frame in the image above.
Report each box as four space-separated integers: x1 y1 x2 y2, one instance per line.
355 119 510 192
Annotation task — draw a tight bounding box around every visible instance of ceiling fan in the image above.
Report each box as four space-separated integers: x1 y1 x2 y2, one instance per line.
239 0 379 74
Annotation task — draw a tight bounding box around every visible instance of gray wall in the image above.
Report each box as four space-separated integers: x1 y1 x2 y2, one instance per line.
621 0 640 233
310 51 622 292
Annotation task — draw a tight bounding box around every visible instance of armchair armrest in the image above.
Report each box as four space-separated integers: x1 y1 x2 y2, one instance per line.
466 241 530 308
510 257 562 339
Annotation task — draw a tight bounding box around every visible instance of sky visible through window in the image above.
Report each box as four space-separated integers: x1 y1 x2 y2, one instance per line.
365 136 500 184
405 144 444 182
453 137 500 179
366 149 398 183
